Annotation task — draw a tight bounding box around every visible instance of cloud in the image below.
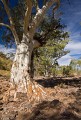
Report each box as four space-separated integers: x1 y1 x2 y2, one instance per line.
58 0 81 66
0 44 16 54
58 41 81 66
70 33 81 40
65 41 81 55
58 54 72 66
60 0 81 37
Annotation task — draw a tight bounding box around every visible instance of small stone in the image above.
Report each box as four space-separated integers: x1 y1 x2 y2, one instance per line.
0 107 3 111
0 102 3 105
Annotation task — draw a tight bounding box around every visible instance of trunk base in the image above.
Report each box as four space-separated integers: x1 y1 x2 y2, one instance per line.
27 81 47 103
6 80 47 104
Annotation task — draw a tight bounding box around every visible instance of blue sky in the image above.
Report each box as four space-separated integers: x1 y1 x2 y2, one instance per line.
58 0 81 65
0 0 81 65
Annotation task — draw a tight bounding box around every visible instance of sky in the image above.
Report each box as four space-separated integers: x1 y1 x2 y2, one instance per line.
58 0 81 65
0 0 81 65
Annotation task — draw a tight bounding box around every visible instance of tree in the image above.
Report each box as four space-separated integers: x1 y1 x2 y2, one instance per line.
62 66 72 77
34 33 69 77
0 0 60 102
33 17 69 77
69 59 81 76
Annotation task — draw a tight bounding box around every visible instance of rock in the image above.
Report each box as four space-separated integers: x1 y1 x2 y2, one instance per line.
0 107 3 111
17 111 28 120
0 102 3 105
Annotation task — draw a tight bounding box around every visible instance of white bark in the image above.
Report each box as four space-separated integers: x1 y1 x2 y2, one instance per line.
30 0 60 35
10 34 46 102
10 34 33 93
0 23 11 29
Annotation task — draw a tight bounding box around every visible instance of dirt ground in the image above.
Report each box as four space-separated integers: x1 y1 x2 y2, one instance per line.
0 76 81 120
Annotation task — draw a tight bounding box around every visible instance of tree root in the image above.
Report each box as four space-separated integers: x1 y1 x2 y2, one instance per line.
26 81 47 103
4 80 48 105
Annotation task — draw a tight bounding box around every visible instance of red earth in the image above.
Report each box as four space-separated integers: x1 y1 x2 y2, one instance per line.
0 76 81 120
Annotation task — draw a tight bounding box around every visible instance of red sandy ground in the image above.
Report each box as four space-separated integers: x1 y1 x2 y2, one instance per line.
0 76 81 120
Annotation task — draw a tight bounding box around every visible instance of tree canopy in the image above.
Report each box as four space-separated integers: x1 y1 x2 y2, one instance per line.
0 0 60 47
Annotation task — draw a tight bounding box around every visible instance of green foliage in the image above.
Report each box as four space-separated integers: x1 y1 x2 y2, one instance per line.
0 52 12 71
70 59 81 70
69 59 81 76
33 16 69 77
57 59 81 77
62 66 72 76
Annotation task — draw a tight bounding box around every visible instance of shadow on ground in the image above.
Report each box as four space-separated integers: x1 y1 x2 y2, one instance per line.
17 100 81 120
36 77 81 88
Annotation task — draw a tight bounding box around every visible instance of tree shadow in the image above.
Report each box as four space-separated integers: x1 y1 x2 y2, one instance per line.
36 77 81 88
26 99 81 120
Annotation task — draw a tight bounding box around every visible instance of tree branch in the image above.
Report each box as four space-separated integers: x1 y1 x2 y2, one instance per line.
1 0 20 45
24 0 32 33
0 23 11 29
53 0 60 18
30 0 60 35
32 39 41 48
36 0 40 11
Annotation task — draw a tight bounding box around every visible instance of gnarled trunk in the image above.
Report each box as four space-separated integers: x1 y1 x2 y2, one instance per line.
10 34 46 102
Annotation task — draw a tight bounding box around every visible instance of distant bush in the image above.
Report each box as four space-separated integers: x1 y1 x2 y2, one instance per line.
62 66 72 77
0 52 12 71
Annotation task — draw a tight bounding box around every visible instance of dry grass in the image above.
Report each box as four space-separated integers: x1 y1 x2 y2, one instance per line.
0 70 10 78
0 52 12 78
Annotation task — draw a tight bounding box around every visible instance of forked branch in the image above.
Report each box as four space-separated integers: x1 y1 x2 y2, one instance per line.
53 0 60 18
24 0 32 33
1 0 20 45
0 23 11 29
35 0 40 11
30 0 60 34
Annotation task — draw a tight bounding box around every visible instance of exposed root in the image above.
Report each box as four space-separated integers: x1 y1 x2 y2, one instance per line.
4 80 49 105
26 81 48 103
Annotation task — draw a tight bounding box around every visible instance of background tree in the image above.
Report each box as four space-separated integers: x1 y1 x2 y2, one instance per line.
69 59 81 76
62 66 72 77
33 17 69 77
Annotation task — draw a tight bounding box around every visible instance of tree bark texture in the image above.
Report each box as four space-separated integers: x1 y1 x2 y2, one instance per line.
10 34 46 102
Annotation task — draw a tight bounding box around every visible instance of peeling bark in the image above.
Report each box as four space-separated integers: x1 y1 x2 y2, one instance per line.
11 34 33 92
10 34 46 102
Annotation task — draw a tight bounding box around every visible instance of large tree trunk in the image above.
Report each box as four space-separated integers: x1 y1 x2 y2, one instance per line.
10 34 46 102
